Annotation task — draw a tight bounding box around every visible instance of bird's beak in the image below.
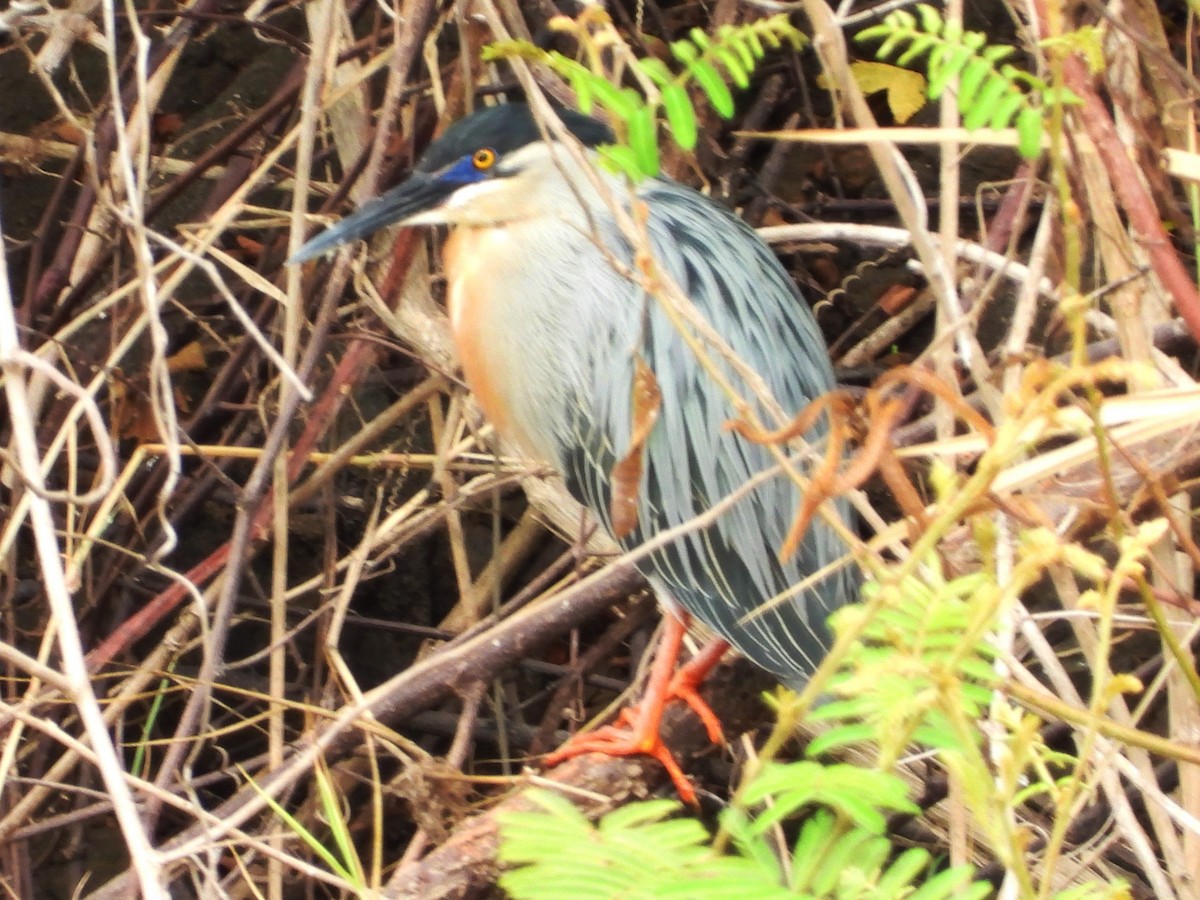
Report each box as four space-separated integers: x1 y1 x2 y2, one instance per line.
288 173 454 264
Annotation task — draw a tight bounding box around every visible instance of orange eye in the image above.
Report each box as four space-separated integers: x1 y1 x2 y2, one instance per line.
472 147 497 170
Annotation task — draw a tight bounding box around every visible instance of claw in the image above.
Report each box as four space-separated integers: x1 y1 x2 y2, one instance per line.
544 614 730 805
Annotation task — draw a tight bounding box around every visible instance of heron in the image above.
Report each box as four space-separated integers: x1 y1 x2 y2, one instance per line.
292 102 858 802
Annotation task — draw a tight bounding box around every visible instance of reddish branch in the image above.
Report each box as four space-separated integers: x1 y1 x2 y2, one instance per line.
1032 1 1200 343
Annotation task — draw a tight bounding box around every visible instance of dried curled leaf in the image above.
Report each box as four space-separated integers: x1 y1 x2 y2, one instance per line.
817 61 928 124
610 356 662 539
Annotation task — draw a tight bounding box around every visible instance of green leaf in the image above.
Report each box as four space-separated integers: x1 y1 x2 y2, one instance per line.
688 59 735 117
837 794 890 833
731 35 757 71
567 71 595 115
715 47 750 88
1016 105 1044 157
589 77 639 122
982 43 1015 63
964 77 1016 128
806 722 876 755
313 764 363 884
1043 85 1082 106
661 84 698 150
788 811 836 890
600 797 682 830
962 30 987 51
812 830 879 895
745 29 765 57
873 31 904 59
783 25 807 50
856 24 890 44
597 144 643 180
916 3 944 34
957 57 993 107
926 44 967 95
743 762 918 833
670 39 699 65
626 103 660 176
241 766 358 884
898 34 937 68
719 807 784 883
637 56 673 86
909 865 991 900
875 846 933 895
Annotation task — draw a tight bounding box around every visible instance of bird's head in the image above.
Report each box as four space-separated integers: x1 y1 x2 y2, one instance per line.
289 103 613 263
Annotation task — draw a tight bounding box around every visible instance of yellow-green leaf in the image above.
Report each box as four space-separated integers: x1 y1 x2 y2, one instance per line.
817 61 927 124
688 59 735 118
661 84 697 150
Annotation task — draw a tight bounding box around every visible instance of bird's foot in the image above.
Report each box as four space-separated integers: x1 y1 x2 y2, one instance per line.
543 704 702 805
665 640 728 744
543 633 731 806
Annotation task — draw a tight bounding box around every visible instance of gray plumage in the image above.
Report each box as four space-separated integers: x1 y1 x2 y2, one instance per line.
292 104 859 686
468 154 855 685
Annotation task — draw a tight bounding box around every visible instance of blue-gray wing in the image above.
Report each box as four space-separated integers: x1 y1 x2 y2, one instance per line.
559 178 858 686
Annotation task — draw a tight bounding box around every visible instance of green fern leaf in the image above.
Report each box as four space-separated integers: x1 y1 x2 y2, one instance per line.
786 811 837 890
688 60 735 117
566 72 595 115
896 34 937 67
963 77 1015 128
743 762 918 833
626 101 660 175
719 807 785 882
882 9 916 33
715 47 750 88
589 77 639 121
909 865 994 900
669 38 699 65
598 798 683 830
637 56 673 86
815 831 889 895
654 880 791 899
744 28 766 57
597 144 643 180
793 816 887 895
1016 105 1044 156
806 722 876 756
767 19 797 48
855 23 893 45
957 57 993 106
854 4 1056 158
729 33 758 70
916 3 943 34
661 84 698 150
982 43 1016 63
498 788 806 900
875 847 936 895
928 44 973 95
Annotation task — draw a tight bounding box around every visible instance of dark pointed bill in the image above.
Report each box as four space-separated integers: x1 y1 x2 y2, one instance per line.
288 173 454 264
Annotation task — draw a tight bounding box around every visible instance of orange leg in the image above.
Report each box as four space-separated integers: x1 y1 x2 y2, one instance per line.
544 612 730 805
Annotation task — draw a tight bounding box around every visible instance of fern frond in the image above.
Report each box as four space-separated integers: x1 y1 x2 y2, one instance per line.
743 807 987 899
497 790 776 900
738 762 918 834
807 563 999 763
855 3 1078 157
499 780 988 899
483 13 806 179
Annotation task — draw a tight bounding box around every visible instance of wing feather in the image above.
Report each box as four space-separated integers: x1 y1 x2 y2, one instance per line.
558 178 858 685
